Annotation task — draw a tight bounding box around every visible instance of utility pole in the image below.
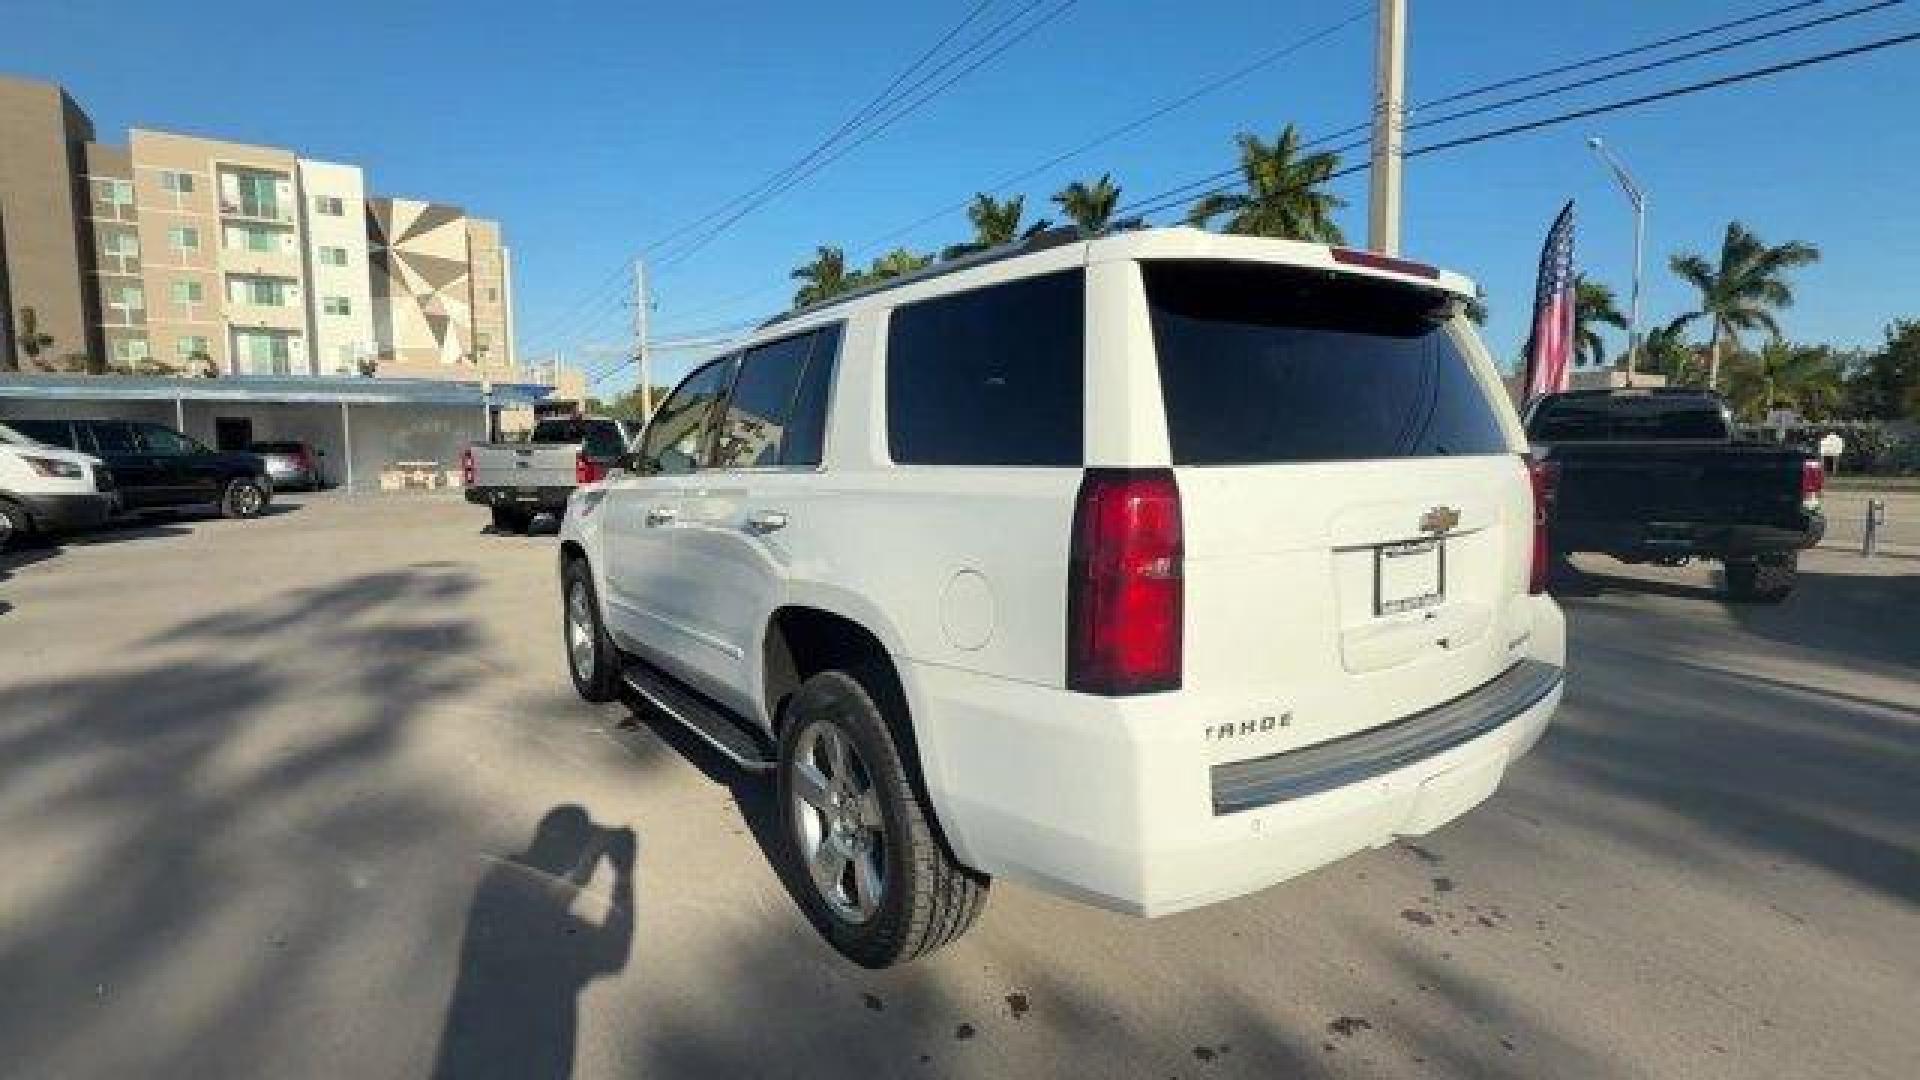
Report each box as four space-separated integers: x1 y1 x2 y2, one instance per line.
1367 0 1407 255
632 258 652 417
1587 137 1646 387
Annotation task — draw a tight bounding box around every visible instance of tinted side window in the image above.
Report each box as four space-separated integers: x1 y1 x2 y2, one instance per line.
581 421 628 458
638 359 734 475
714 332 815 469
887 270 1084 466
137 424 199 456
10 420 76 450
1146 261 1509 464
783 324 840 468
89 422 140 457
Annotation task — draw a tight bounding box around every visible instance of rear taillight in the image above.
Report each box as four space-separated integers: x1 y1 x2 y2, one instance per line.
1067 468 1183 695
461 447 475 486
294 447 313 468
576 451 607 485
1528 457 1560 595
1801 458 1824 509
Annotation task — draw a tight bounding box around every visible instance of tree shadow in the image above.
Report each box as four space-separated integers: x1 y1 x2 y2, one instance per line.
431 805 636 1080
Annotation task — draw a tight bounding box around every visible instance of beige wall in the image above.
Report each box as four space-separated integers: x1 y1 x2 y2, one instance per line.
81 142 155 370
0 75 97 367
131 129 311 376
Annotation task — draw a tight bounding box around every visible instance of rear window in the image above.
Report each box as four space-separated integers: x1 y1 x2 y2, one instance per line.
530 419 583 444
581 421 627 458
1527 396 1729 441
1145 261 1510 465
886 269 1084 467
249 441 304 453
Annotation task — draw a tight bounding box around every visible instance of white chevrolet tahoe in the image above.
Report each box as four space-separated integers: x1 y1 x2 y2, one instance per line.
559 227 1566 967
0 421 117 548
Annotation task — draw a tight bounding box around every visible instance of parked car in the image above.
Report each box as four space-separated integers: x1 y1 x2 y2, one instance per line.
247 440 324 491
463 415 635 533
558 227 1567 967
9 419 273 519
0 421 118 546
1524 389 1825 602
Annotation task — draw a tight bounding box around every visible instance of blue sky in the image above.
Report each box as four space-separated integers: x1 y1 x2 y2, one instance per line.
7 1 1916 391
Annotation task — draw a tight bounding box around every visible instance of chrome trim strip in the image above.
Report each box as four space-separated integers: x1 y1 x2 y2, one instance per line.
1211 659 1562 815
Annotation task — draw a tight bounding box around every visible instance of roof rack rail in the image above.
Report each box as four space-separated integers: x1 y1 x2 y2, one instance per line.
759 226 1087 330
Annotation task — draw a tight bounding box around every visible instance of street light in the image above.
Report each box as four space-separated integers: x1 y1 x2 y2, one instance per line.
1587 136 1646 387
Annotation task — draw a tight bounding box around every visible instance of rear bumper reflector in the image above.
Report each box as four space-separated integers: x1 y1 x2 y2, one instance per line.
1211 658 1563 815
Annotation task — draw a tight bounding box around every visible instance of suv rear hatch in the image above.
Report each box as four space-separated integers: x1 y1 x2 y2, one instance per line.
1140 259 1537 763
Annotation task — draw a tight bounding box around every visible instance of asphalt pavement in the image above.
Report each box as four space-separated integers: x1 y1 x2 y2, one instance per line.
1 492 1914 1079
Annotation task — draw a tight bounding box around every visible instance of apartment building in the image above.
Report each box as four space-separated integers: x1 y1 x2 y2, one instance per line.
0 74 98 368
1 74 520 382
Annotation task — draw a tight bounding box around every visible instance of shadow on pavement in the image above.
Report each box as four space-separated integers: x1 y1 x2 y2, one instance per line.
0 565 483 1076
431 805 635 1080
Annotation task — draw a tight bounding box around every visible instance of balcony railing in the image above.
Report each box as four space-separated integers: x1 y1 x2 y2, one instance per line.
218 199 294 224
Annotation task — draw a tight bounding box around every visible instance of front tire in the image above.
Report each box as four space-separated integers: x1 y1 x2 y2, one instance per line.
1725 551 1796 603
221 478 268 519
777 670 987 968
562 559 619 702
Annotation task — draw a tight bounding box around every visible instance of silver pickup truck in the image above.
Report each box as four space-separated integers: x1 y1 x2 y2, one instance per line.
462 416 634 532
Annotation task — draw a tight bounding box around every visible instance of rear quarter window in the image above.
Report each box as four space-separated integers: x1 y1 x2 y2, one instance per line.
886 269 1084 467
1145 261 1510 465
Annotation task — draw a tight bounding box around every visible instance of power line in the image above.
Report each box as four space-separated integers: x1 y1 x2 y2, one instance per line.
651 1 1079 274
861 3 1372 250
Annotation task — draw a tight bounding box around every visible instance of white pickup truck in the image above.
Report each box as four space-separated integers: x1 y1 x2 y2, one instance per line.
462 416 634 533
559 228 1566 967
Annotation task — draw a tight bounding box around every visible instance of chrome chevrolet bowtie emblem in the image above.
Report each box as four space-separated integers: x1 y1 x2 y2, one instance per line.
1420 505 1460 534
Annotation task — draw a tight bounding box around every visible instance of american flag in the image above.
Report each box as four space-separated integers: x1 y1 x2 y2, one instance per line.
1522 201 1577 401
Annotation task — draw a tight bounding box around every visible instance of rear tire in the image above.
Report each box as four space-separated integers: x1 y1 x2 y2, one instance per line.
562 558 619 702
490 505 528 533
776 669 987 968
221 478 267 519
1725 551 1796 603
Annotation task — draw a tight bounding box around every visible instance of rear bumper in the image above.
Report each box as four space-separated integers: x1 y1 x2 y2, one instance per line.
11 490 117 533
465 485 573 511
264 466 316 489
1554 515 1823 559
904 598 1566 917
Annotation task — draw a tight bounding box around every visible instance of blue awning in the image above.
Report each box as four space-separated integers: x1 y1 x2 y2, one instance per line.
0 374 554 407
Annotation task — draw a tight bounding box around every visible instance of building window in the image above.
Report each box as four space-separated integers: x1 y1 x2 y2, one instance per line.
100 179 133 207
225 224 283 253
177 335 211 360
318 245 349 267
171 280 204 305
315 195 344 216
168 226 200 253
114 337 151 363
161 170 195 194
107 231 140 257
232 172 280 219
115 284 145 310
474 332 491 354
229 277 288 307
323 296 351 316
485 287 498 302
234 330 293 375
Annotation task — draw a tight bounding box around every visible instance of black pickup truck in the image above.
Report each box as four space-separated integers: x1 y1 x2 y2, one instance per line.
1525 389 1824 603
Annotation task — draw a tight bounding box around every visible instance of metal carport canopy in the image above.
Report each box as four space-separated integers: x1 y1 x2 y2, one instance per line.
0 374 555 492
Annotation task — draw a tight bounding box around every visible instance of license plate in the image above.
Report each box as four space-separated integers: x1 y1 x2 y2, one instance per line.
1376 539 1445 616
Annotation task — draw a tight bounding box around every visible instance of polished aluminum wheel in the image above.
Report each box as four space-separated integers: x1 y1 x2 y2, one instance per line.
566 579 597 681
230 482 263 517
789 719 886 923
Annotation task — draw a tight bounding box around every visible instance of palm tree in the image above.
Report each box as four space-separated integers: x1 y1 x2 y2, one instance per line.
1669 221 1820 389
1751 340 1845 422
1573 280 1629 368
1640 319 1703 384
790 245 856 308
942 194 1049 260
1186 123 1346 242
1053 174 1121 236
13 306 54 370
865 247 933 281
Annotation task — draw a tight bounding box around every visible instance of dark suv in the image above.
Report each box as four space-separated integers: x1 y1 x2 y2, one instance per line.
10 419 274 518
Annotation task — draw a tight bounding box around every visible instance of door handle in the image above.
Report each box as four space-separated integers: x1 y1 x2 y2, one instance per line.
646 506 677 526
746 510 789 533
